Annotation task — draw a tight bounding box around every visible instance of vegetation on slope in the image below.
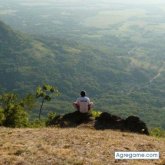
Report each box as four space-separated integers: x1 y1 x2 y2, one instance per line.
0 19 164 128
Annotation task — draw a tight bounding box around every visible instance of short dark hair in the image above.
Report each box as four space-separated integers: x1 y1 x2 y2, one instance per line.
80 91 86 97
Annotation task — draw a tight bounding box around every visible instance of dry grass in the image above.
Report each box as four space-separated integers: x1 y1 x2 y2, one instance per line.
0 127 164 165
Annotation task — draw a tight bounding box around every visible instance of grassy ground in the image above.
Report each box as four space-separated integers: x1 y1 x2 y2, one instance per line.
0 127 165 165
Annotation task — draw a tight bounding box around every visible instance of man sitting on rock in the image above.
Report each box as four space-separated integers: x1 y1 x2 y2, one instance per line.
73 91 93 113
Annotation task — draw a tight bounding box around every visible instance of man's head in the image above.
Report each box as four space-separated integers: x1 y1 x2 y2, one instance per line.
80 90 86 97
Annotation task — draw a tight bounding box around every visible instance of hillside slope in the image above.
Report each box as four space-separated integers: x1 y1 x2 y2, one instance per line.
0 20 54 92
0 20 164 128
0 127 164 165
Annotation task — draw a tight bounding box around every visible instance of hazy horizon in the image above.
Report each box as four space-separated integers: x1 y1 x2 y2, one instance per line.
1 0 165 5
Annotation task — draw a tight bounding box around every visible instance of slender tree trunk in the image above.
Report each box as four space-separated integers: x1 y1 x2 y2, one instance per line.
39 99 44 120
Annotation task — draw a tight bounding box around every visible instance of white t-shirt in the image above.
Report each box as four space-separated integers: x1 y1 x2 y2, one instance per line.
76 96 91 113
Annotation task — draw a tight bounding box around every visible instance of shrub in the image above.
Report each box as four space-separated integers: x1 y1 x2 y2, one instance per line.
0 108 5 125
29 119 46 128
91 110 102 118
150 128 165 138
3 105 29 127
46 112 58 126
0 93 29 127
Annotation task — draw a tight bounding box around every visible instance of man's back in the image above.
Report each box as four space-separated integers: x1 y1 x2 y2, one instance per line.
76 96 90 113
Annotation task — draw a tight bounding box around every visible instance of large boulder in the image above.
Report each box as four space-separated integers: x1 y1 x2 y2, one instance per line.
95 112 124 130
124 116 149 135
47 111 93 127
94 112 149 135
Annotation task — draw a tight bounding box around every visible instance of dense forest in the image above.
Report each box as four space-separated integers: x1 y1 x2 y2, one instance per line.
0 0 165 129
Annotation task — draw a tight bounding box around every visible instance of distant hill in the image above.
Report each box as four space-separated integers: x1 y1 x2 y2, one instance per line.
0 20 165 128
0 127 164 165
0 20 54 92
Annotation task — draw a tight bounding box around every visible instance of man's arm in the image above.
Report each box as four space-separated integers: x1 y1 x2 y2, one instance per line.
73 98 80 111
87 98 93 111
